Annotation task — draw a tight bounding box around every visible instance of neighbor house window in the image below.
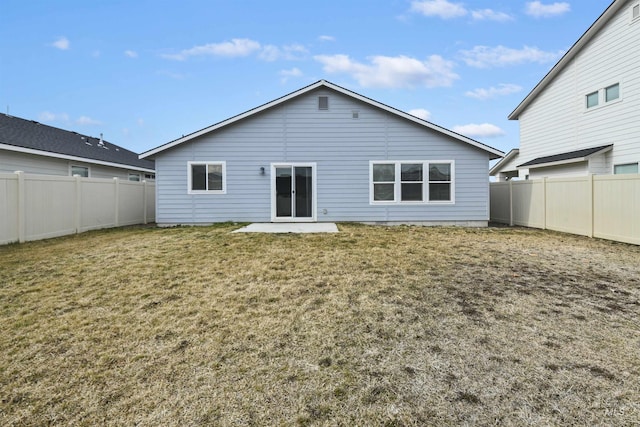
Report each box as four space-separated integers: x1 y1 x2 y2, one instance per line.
632 3 639 20
605 83 620 102
144 173 156 180
128 173 141 182
586 91 599 108
70 165 89 177
370 161 454 204
614 163 639 174
188 161 226 194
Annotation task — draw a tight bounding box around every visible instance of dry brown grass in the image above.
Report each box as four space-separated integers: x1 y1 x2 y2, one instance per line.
1 223 639 426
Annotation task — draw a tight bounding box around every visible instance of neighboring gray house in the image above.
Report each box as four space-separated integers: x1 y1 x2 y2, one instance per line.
140 80 503 226
493 0 640 180
0 114 155 180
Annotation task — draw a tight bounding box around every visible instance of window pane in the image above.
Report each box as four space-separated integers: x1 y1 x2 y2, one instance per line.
429 163 451 181
373 183 395 201
605 84 619 102
373 164 395 182
191 164 206 190
401 164 423 181
586 92 599 108
207 164 223 191
401 183 423 201
71 166 89 177
614 163 639 174
429 183 451 201
128 173 140 182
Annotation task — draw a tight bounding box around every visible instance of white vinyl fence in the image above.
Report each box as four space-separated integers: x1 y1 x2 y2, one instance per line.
1 171 155 244
490 174 640 245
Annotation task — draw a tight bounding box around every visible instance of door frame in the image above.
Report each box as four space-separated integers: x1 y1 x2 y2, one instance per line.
270 162 317 222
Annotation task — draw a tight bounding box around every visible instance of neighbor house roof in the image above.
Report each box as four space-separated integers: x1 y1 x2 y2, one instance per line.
517 145 613 169
489 148 520 176
0 114 155 172
508 0 622 120
140 80 504 160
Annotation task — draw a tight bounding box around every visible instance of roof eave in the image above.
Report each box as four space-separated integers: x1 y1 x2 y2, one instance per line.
508 0 623 120
517 145 613 169
489 148 519 175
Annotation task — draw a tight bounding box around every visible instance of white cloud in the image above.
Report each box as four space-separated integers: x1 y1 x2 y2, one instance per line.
408 109 432 120
459 45 563 68
471 9 514 22
124 50 138 58
279 67 303 83
157 70 186 79
410 0 467 19
319 35 336 42
314 54 458 88
259 44 308 61
38 111 69 122
525 1 570 18
465 83 523 99
76 116 102 126
51 36 70 50
453 123 506 138
161 38 261 60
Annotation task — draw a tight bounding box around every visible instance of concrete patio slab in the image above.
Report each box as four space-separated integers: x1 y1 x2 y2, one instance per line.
232 223 339 233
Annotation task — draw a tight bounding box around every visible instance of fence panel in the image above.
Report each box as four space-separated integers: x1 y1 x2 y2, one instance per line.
511 180 545 229
491 174 639 245
489 182 511 224
24 174 77 241
80 178 117 232
593 175 640 245
545 177 591 237
0 173 19 245
0 172 155 244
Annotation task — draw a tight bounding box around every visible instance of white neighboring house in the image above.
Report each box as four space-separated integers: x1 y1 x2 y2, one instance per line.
0 114 155 180
492 0 640 181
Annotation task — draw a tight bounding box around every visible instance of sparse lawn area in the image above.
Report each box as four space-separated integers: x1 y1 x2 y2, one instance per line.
1 224 639 426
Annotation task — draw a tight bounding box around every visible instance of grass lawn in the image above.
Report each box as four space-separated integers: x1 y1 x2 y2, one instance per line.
1 223 639 426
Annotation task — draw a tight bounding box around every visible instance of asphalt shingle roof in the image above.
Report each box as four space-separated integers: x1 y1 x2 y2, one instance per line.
0 114 154 171
518 145 613 168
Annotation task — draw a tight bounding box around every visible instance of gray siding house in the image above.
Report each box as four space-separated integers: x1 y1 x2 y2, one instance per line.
0 114 155 180
141 80 503 226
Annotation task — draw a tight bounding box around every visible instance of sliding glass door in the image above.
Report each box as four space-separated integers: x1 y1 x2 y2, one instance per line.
272 164 316 221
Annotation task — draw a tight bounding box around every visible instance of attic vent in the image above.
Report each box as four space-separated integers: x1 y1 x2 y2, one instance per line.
634 4 640 20
318 96 329 110
352 110 359 119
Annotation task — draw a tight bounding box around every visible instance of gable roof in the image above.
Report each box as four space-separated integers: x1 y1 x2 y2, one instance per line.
517 145 613 169
140 80 504 160
0 114 154 172
489 148 520 176
509 0 622 120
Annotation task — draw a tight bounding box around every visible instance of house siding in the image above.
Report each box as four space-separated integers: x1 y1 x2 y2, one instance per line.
0 150 148 180
519 0 640 173
154 88 491 224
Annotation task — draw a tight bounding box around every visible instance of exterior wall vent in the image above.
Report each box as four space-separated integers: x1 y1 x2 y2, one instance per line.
318 96 329 110
352 111 359 119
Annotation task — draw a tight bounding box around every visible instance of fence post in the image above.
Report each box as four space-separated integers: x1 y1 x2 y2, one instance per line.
75 175 82 234
113 177 120 227
588 174 594 238
142 180 148 225
508 180 514 226
15 171 25 243
542 177 547 230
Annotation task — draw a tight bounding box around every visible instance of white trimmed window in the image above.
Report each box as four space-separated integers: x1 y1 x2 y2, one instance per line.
632 3 639 21
188 161 226 194
614 163 639 174
370 161 454 204
70 165 89 177
586 83 621 109
128 172 141 182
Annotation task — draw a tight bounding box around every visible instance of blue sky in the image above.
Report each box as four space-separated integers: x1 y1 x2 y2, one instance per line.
0 0 613 155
